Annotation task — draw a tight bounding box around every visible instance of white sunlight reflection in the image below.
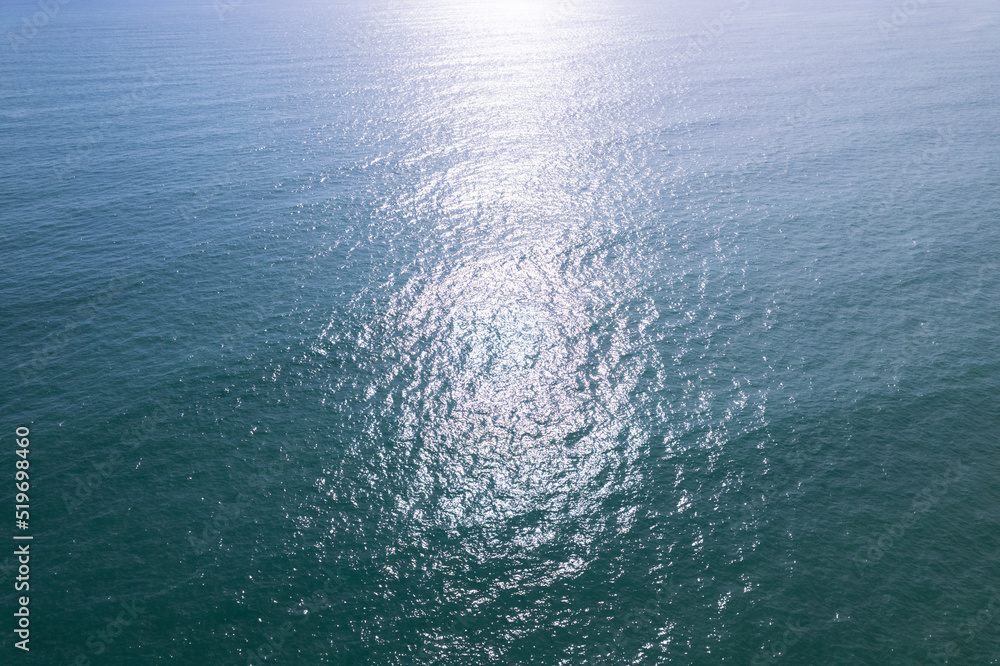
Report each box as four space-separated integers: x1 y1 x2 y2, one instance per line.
325 0 654 559
464 0 551 27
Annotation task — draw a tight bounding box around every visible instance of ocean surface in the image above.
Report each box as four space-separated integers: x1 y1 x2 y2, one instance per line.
1 0 999 663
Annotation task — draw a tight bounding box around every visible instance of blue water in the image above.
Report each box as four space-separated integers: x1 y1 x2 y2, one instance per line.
1 0 999 663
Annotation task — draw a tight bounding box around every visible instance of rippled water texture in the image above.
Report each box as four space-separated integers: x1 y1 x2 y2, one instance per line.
1 0 999 663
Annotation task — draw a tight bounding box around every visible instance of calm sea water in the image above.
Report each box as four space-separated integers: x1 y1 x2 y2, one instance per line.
2 0 999 663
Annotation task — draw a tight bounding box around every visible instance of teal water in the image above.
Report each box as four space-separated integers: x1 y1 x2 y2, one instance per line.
2 0 999 663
